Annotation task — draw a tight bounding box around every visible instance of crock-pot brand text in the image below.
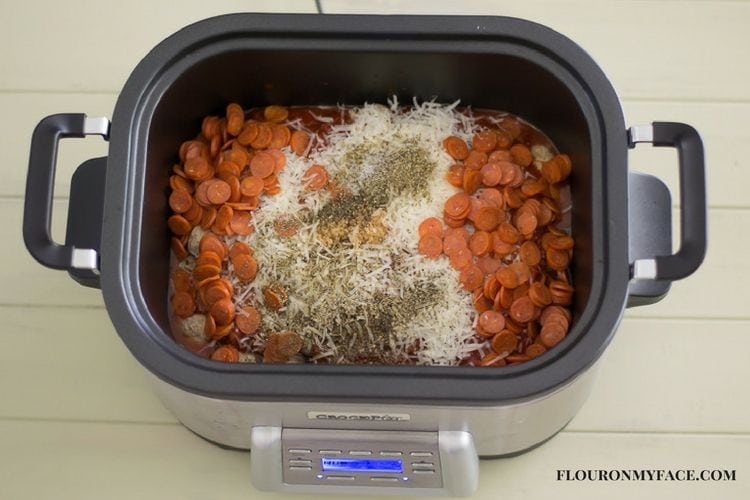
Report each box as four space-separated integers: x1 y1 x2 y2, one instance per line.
307 412 410 422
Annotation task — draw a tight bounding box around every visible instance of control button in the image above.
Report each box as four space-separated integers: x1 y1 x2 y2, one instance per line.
319 449 342 455
288 448 311 454
379 451 403 457
411 461 435 469
371 476 400 482
289 459 312 467
413 469 435 475
410 451 433 457
325 475 355 481
349 450 372 456
289 466 312 471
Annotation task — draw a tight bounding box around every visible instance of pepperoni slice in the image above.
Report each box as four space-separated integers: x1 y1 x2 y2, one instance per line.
491 330 518 354
528 282 553 308
477 255 502 275
459 264 484 291
540 323 566 348
250 151 276 178
479 188 504 210
250 123 273 149
496 222 520 244
171 292 195 318
445 226 470 244
446 164 465 187
444 193 472 219
510 296 535 323
290 130 310 156
171 268 192 293
510 144 533 167
443 135 469 160
526 343 547 358
474 207 500 232
230 210 253 236
199 234 227 259
488 149 511 162
211 345 240 362
418 217 444 238
462 169 482 194
472 130 498 153
264 105 289 122
266 148 287 173
229 242 252 261
449 247 473 270
171 237 188 260
169 190 193 213
196 251 222 269
210 298 235 326
240 176 264 197
167 215 191 236
232 254 258 281
481 162 503 187
479 310 506 334
483 274 501 300
516 210 538 235
238 122 259 146
496 267 519 289
549 236 575 251
205 179 232 205
519 240 542 266
303 165 329 190
468 231 492 257
236 306 262 334
226 103 245 136
418 234 443 259
443 232 469 256
465 150 488 170
546 248 571 271
202 281 230 306
269 124 291 149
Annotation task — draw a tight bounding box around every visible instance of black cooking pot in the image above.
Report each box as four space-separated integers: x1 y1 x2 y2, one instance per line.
22 14 706 406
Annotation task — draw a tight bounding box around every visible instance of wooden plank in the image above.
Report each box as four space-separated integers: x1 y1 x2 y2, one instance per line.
4 93 748 207
1 92 115 199
0 0 317 92
0 420 746 499
0 307 175 424
2 302 748 434
569 318 750 433
319 0 750 101
1 1 747 101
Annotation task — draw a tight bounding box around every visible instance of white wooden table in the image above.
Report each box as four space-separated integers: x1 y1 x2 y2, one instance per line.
1 1 748 498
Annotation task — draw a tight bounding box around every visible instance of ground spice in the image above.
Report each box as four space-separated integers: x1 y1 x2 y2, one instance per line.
315 137 438 246
252 136 445 363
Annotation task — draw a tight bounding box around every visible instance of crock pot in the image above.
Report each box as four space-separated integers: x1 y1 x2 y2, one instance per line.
22 13 707 497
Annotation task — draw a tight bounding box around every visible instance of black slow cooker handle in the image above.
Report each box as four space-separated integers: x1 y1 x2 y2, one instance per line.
628 121 707 281
23 113 109 272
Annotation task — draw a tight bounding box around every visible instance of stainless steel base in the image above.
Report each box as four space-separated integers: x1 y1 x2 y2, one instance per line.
149 363 597 457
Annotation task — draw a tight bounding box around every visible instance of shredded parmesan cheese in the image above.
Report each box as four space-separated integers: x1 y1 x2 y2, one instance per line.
230 99 490 365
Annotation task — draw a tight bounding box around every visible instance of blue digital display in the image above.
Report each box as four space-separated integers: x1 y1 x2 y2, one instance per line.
321 458 403 473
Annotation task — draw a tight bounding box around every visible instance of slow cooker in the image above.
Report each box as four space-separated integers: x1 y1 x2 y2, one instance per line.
22 14 707 497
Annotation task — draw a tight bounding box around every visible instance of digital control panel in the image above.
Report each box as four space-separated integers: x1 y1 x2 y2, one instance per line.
250 427 478 496
281 429 443 488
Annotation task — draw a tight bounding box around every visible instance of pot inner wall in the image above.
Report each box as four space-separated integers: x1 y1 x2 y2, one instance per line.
140 49 593 361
